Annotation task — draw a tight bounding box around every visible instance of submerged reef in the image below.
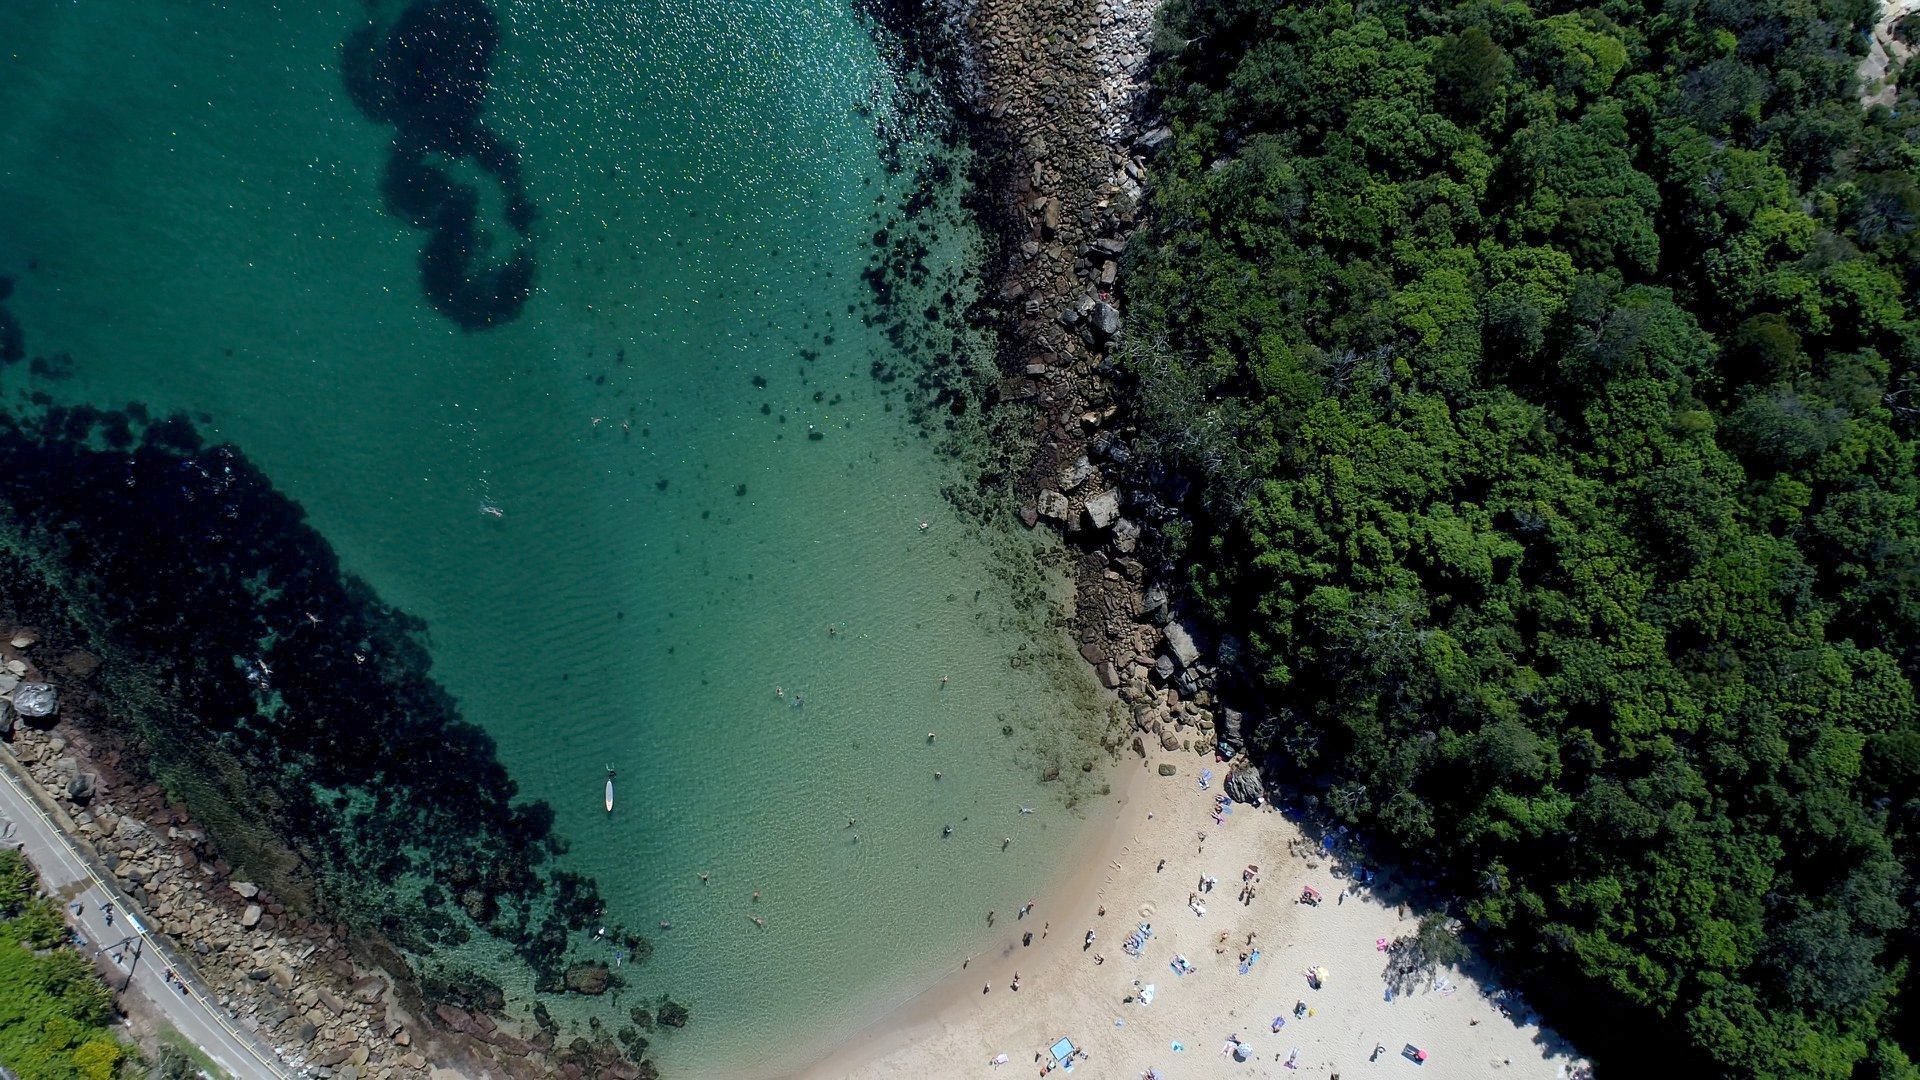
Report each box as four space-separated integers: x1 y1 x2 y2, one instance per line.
0 371 676 1080
341 0 536 329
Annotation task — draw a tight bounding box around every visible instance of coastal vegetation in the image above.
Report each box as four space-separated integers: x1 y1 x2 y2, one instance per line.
0 849 125 1080
1123 0 1920 1075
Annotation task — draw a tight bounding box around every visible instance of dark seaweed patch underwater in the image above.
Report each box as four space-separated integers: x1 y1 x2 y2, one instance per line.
341 0 536 329
0 297 660 1066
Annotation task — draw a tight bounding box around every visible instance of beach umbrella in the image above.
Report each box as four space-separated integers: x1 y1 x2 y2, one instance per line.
1314 966 1330 984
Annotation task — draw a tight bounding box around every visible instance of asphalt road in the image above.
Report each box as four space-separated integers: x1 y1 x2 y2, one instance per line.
0 757 290 1079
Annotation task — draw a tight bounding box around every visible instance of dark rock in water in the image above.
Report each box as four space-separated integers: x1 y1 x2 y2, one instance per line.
12 682 56 718
1225 766 1264 805
434 1003 473 1032
565 962 611 995
459 886 496 923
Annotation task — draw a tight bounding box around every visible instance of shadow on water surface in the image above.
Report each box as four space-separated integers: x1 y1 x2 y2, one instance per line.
341 0 536 329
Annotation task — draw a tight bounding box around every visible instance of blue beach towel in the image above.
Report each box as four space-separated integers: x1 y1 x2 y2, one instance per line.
1239 949 1261 975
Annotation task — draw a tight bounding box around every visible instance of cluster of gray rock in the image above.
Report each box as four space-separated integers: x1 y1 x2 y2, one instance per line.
953 0 1273 803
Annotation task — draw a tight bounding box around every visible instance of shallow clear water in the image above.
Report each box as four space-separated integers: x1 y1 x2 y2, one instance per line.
0 1 1108 1073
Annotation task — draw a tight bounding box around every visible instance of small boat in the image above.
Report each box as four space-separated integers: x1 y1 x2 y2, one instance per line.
605 765 616 813
479 502 504 519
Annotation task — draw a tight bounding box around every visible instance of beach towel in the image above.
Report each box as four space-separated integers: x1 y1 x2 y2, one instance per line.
1239 949 1261 975
990 1053 1009 1066
1140 984 1156 1006
1170 1041 1184 1052
1199 769 1213 788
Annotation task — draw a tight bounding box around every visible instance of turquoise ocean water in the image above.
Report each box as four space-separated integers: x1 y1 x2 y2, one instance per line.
0 1 1109 1074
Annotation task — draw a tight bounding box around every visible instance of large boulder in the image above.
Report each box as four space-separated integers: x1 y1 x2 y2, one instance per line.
65 772 95 803
1136 126 1174 156
1083 490 1121 530
12 682 56 718
1225 765 1264 805
1038 489 1071 522
1164 622 1201 668
1059 457 1097 493
564 963 611 995
1091 301 1123 339
1111 518 1140 554
1137 586 1170 625
0 699 13 740
241 904 263 929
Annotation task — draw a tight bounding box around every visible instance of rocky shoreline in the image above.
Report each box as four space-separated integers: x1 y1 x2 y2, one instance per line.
0 628 659 1080
919 0 1250 768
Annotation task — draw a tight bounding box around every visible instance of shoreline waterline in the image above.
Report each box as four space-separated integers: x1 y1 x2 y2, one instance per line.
788 762 1151 1080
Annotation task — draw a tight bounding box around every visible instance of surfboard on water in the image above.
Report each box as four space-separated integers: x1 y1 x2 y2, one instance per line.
605 778 615 813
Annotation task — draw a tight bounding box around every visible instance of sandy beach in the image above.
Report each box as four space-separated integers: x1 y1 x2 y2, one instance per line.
797 748 1589 1080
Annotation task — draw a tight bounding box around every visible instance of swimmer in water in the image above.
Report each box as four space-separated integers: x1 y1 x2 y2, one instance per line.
928 731 937 742
934 770 943 779
699 872 709 884
776 686 784 698
919 521 930 531
940 674 948 686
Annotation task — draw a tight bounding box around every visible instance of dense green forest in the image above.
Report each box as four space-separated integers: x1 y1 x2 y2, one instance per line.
1123 0 1920 1075
0 850 123 1079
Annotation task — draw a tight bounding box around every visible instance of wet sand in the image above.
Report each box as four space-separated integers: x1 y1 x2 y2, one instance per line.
795 747 1590 1079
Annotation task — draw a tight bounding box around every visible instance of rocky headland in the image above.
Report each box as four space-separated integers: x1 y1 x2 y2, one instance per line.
889 0 1252 776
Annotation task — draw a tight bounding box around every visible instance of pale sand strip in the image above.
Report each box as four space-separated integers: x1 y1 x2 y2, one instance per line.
795 749 1587 1080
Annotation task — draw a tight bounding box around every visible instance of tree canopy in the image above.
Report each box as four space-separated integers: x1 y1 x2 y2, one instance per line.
1125 1 1920 1075
0 850 123 1080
